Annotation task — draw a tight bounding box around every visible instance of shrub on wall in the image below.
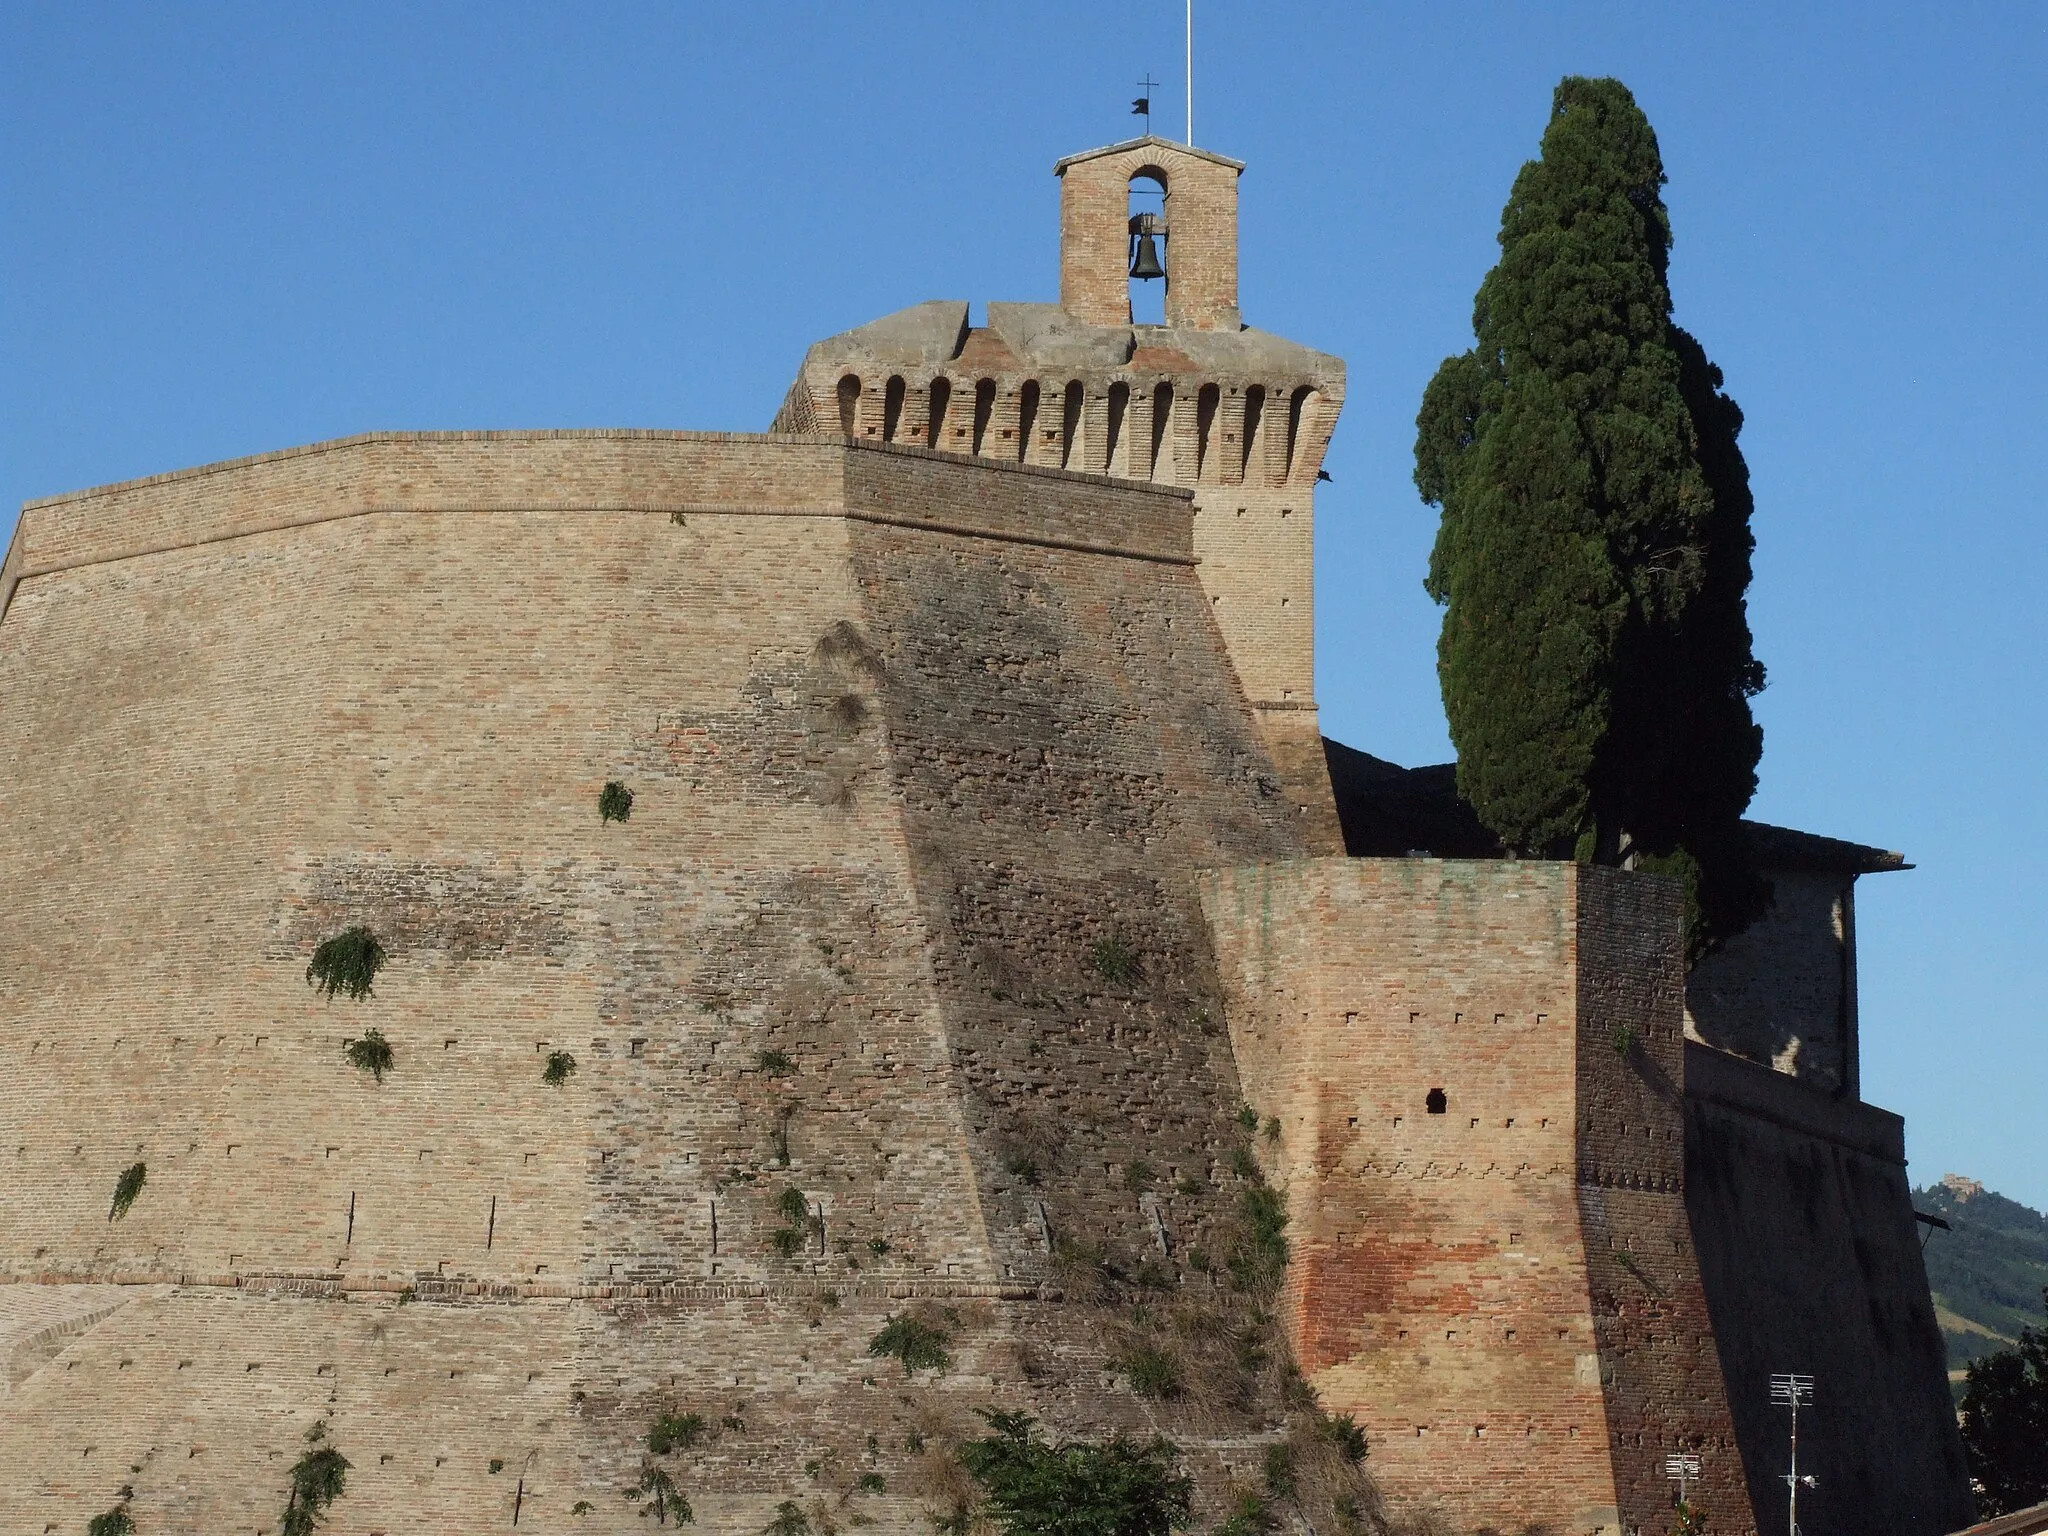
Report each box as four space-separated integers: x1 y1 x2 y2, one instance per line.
951 1410 1190 1536
280 1421 351 1536
87 1504 135 1536
599 781 634 824
868 1313 951 1376
542 1050 578 1086
108 1162 146 1222
629 1461 692 1525
648 1410 707 1456
306 927 385 1001
343 1029 395 1084
1090 938 1139 984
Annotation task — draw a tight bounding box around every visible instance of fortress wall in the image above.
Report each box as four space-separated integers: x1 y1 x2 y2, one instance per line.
2 433 1322 1531
1683 1043 1973 1536
845 472 1307 1289
1200 859 1751 1536
1684 871 1855 1093
0 435 1028 1291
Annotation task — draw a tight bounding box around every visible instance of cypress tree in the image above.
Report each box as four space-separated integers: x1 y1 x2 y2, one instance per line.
1415 76 1768 956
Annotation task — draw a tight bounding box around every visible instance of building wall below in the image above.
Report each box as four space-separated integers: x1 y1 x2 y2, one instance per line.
1201 858 1753 1536
1683 1043 1974 1536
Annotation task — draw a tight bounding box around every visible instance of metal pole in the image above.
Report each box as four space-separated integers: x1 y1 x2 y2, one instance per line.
1788 1391 1799 1536
1185 0 1193 144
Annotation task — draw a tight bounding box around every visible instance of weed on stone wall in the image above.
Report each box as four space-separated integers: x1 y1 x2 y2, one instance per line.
769 1186 817 1259
1090 937 1140 985
599 781 634 824
1119 1342 1185 1400
108 1162 146 1221
947 1410 1190 1536
648 1411 707 1456
86 1500 134 1536
342 1028 395 1084
280 1421 351 1536
306 927 385 1001
542 1050 578 1087
868 1313 952 1376
757 1048 796 1077
763 1500 811 1536
628 1461 692 1525
1611 1023 1638 1058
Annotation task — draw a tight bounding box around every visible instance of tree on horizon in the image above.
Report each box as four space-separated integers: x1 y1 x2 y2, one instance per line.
1414 74 1770 959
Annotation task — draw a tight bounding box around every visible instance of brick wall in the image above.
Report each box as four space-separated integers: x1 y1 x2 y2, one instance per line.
0 432 1318 1533
1201 858 1753 1536
1685 871 1857 1093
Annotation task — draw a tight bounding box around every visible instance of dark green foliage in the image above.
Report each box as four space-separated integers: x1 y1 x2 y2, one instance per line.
307 927 386 1001
756 1048 796 1077
648 1411 706 1456
599 781 634 824
342 1028 394 1083
629 1461 692 1525
1315 1411 1369 1465
1228 1185 1290 1293
573 1501 595 1515
1960 1288 2048 1515
953 1410 1192 1536
488 1459 504 1473
108 1162 146 1221
1611 1024 1637 1058
542 1049 577 1086
1236 1103 1259 1133
868 1237 891 1255
763 1502 809 1536
1414 76 1767 956
1262 1117 1281 1143
1091 938 1139 984
857 1472 886 1493
1123 1160 1154 1191
1917 1180 2048 1387
769 1227 803 1258
1006 1154 1042 1185
1229 1145 1258 1180
1120 1343 1184 1400
280 1421 351 1536
87 1507 135 1536
867 1313 952 1375
777 1186 810 1224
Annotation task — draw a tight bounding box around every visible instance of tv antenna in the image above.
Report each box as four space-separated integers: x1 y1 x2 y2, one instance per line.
1664 1452 1701 1507
1770 1373 1818 1535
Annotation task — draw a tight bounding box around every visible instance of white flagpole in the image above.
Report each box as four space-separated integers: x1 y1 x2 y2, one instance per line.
1185 0 1194 144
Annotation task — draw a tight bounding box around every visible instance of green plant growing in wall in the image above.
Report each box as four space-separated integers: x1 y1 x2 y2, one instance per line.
1091 938 1139 984
648 1411 707 1455
572 1500 595 1515
763 1501 811 1536
280 1421 351 1536
1228 1184 1290 1295
628 1461 692 1525
867 1313 951 1376
343 1028 395 1083
1120 1343 1184 1400
87 1504 135 1536
306 927 385 1001
542 1050 577 1086
1611 1024 1638 1058
108 1162 146 1222
757 1048 796 1077
951 1410 1191 1536
856 1473 886 1494
599 781 634 824
1314 1411 1369 1466
1123 1160 1154 1192
1237 1103 1259 1132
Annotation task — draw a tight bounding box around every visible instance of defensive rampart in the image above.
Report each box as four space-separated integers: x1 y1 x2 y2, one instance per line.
1684 1043 1974 1536
0 432 1312 1533
1201 858 1754 1536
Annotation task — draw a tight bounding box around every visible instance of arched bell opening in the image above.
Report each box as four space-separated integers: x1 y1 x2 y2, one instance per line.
836 374 861 437
1127 168 1169 327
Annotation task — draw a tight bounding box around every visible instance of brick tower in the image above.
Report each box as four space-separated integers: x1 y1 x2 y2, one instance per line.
774 136 1347 850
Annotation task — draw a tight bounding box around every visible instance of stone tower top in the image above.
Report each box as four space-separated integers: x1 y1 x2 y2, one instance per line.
1054 136 1244 331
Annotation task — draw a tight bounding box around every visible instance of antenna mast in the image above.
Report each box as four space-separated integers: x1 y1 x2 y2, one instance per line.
1185 0 1194 144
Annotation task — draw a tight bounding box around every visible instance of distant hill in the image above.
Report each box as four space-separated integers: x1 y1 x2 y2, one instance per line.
1915 1174 2048 1396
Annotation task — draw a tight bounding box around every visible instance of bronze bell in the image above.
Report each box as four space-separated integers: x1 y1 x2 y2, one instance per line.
1129 232 1166 281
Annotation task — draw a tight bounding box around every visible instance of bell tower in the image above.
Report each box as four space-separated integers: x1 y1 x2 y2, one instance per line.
771 134 1348 850
1055 137 1243 331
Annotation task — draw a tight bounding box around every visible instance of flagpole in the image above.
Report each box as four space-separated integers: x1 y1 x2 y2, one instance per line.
1185 0 1194 144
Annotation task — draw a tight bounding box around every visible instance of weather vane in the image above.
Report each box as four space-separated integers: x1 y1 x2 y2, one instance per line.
1131 74 1157 134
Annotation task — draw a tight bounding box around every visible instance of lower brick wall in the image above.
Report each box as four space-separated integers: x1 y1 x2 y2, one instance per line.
1201 858 1753 1536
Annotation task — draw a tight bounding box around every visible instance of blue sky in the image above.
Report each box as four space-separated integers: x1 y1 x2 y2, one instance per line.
5 3 2044 1207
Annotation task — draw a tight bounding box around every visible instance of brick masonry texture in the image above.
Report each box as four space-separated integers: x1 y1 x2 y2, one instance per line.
0 432 1318 1534
1200 859 1753 1536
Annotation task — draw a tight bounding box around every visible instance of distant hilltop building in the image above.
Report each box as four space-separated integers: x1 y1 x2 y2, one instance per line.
0 135 1971 1536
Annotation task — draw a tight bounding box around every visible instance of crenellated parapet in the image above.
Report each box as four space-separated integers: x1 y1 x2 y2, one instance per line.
773 136 1348 848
